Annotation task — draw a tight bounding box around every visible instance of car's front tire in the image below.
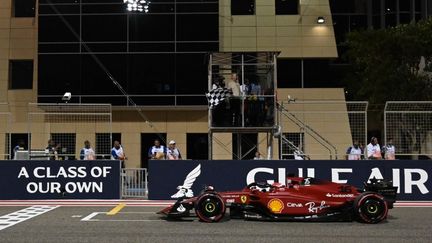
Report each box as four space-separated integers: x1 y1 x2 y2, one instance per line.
354 192 388 224
194 193 226 223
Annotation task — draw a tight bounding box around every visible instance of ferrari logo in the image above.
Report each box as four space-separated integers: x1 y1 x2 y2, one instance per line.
267 198 284 213
240 195 247 203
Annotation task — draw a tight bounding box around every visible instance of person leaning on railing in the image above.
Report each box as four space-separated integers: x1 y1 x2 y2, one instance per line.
167 140 182 160
346 140 364 160
382 138 396 160
148 139 166 160
80 140 95 160
367 137 382 160
111 140 127 168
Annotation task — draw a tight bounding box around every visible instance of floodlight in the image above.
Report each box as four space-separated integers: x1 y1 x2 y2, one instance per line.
124 0 150 13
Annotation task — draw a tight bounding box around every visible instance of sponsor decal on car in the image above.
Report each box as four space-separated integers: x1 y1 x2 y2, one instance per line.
226 199 235 203
326 193 354 198
267 198 284 213
286 202 303 207
176 204 186 213
305 201 330 213
240 195 247 203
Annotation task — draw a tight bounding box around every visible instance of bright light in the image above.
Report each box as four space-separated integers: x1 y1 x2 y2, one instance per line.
124 0 150 13
317 16 325 24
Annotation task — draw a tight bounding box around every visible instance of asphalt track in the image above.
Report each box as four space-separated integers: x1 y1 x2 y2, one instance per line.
0 203 431 243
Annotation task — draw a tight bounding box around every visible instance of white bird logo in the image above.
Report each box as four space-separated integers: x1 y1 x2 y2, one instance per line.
171 164 201 199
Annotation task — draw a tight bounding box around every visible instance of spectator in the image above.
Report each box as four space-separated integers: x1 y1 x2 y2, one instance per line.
167 140 182 160
45 139 58 160
367 137 382 160
240 78 250 96
148 139 166 160
212 75 225 89
294 149 304 160
346 140 363 160
227 73 241 126
253 151 263 160
13 139 25 159
80 140 95 160
111 140 127 168
227 73 241 96
294 144 304 160
247 79 263 126
382 138 396 160
56 143 67 160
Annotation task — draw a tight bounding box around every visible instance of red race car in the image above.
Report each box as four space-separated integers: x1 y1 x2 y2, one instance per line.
158 177 397 223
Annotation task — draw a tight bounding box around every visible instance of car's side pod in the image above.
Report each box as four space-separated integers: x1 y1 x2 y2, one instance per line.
363 178 398 209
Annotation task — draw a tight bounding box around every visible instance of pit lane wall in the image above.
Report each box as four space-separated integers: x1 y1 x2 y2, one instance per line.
0 160 121 199
148 160 432 201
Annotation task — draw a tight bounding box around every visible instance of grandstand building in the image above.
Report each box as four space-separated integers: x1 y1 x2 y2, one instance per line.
0 0 431 166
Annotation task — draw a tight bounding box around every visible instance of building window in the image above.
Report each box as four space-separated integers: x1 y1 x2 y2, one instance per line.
275 0 299 15
10 133 29 160
13 0 36 17
231 0 255 15
9 60 33 90
187 133 208 160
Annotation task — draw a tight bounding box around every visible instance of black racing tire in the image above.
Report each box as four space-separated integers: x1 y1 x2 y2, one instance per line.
354 192 388 224
194 193 226 223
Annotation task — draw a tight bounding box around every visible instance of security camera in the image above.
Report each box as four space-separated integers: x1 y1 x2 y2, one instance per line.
287 95 297 103
62 92 72 102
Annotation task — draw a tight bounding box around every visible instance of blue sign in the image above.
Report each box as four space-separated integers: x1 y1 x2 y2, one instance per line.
148 160 432 201
0 160 121 199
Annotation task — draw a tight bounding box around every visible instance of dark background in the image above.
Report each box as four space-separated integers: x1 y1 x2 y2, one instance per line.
38 0 218 105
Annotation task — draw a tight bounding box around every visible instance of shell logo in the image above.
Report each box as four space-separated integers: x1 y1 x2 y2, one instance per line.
267 198 284 213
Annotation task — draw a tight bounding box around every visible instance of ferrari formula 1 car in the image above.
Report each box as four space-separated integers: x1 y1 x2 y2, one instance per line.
158 177 397 223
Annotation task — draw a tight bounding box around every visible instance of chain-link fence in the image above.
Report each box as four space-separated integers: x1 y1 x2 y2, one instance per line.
0 103 11 159
27 103 112 160
279 101 368 160
384 101 432 159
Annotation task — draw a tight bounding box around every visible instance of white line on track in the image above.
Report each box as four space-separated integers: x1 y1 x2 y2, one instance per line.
81 212 102 221
0 205 59 231
80 212 163 222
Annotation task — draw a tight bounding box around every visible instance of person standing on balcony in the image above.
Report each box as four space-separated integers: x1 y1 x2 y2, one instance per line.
80 140 95 160
45 139 58 160
346 140 363 160
227 73 241 126
367 137 382 160
382 138 396 160
167 140 182 160
148 139 166 160
111 140 127 168
253 151 263 160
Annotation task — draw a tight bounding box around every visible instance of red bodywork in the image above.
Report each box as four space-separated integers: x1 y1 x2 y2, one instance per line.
219 177 359 216
159 177 393 223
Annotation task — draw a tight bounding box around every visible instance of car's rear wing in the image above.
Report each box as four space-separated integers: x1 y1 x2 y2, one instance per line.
363 179 397 208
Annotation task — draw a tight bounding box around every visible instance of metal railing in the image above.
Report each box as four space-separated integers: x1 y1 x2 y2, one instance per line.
122 168 148 198
278 104 337 159
384 101 432 160
38 94 207 107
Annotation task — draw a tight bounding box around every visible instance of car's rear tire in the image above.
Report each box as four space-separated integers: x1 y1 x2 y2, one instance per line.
195 193 226 223
354 192 388 224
